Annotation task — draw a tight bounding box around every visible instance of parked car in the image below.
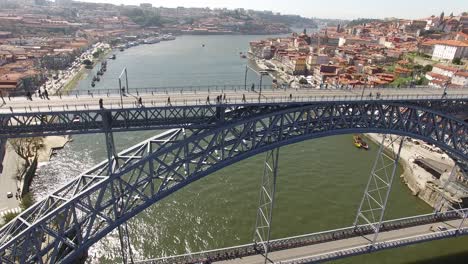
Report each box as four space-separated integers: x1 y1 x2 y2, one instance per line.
6 192 13 198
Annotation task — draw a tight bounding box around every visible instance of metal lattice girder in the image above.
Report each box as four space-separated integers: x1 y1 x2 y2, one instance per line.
253 148 280 263
0 96 466 139
354 135 403 245
0 103 467 263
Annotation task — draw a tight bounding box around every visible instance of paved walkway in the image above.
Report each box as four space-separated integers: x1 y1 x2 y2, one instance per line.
217 219 468 263
1 87 466 114
0 141 21 219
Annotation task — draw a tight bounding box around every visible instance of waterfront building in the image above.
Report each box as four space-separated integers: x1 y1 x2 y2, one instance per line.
431 40 468 61
452 71 468 86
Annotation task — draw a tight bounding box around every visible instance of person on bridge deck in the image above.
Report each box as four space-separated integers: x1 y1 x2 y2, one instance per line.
121 87 126 96
44 89 49 100
26 91 32 100
251 83 255 91
242 94 246 102
167 97 171 105
99 98 103 109
38 89 42 99
289 93 292 100
138 97 143 107
206 95 210 104
223 93 226 102
369 92 373 97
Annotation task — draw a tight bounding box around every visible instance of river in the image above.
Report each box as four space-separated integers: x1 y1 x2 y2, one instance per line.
31 35 468 263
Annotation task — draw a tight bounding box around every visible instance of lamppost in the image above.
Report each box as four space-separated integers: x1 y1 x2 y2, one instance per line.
118 67 129 108
258 71 269 102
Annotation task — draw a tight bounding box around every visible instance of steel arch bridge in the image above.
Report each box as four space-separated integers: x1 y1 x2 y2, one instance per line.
0 99 467 263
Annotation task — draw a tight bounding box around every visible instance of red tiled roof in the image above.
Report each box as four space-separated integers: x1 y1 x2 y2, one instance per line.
434 64 459 72
454 71 468 78
426 72 450 80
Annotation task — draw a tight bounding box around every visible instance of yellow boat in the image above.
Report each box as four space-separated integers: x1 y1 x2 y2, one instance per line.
353 135 362 148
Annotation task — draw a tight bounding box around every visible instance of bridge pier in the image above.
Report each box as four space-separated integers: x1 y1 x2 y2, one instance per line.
354 135 404 246
253 148 280 264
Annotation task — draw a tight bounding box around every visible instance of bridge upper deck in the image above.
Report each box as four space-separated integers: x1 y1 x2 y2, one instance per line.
1 87 467 114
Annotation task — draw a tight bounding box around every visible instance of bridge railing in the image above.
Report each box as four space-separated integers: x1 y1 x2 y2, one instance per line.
134 209 467 264
281 227 468 264
5 84 468 98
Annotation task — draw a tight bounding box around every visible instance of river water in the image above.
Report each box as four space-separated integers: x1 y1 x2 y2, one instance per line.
31 35 468 263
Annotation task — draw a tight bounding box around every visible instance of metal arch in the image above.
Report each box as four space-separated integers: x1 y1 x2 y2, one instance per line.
0 103 467 263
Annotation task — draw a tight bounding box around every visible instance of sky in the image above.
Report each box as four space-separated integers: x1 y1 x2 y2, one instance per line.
75 0 467 19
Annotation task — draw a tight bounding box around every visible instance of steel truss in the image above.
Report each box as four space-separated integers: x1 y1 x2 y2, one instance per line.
253 148 280 263
0 102 466 263
354 135 404 246
0 98 466 139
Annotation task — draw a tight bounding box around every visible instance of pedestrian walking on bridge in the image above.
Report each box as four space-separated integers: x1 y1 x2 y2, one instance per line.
99 98 103 109
44 89 49 100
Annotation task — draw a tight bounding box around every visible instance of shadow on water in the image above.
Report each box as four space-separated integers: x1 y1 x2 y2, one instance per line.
408 251 468 264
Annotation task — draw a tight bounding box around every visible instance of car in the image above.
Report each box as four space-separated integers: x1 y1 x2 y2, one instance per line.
6 192 13 199
72 116 80 123
431 225 448 232
436 226 448 231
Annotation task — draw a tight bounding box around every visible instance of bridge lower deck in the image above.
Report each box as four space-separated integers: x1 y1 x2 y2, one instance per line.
216 219 468 264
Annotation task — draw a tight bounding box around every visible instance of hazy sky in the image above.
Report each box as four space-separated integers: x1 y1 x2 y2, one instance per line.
75 0 467 19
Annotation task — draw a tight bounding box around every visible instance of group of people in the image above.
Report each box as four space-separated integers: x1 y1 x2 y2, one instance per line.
24 89 49 101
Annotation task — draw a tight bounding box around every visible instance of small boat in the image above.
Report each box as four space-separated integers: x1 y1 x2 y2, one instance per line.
202 44 205 47
240 54 247 59
92 76 97 82
119 47 124 52
111 54 116 60
353 135 362 148
91 82 95 87
96 76 100 82
361 140 369 150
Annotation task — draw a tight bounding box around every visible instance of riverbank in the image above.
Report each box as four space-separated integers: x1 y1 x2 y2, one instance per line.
365 133 464 210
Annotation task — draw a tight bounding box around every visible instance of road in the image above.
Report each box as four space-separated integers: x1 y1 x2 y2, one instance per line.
0 141 21 221
1 87 467 114
216 219 468 264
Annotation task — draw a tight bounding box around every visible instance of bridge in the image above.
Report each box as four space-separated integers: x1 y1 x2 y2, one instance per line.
0 86 467 263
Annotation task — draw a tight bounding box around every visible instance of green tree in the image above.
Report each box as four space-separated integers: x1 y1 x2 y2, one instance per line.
3 212 19 224
423 65 433 73
82 59 92 66
20 193 35 210
452 58 463 65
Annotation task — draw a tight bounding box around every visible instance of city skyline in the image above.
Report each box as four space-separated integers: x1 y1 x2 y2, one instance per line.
75 0 467 19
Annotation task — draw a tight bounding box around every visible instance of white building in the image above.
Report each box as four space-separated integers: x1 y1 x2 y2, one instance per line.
431 64 459 78
452 71 468 87
432 40 468 61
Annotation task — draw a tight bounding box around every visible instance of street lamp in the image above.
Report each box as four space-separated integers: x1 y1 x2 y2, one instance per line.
118 67 129 108
258 71 269 102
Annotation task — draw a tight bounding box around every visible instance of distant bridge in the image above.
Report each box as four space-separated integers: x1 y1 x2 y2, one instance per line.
0 86 466 263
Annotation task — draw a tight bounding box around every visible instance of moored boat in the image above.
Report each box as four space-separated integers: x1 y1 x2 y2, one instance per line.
353 135 369 150
353 135 362 148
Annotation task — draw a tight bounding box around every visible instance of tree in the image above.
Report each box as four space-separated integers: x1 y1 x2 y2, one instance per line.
423 64 433 73
452 58 463 65
3 212 19 224
20 193 35 210
82 59 92 66
9 137 44 167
